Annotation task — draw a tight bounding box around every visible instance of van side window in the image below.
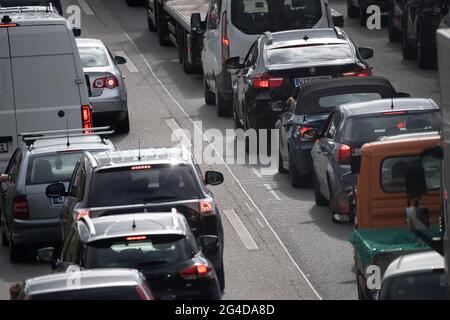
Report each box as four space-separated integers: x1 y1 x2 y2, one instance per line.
207 0 222 30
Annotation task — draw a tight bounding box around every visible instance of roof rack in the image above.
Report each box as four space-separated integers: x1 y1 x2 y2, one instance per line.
0 5 56 14
264 31 273 45
19 127 114 146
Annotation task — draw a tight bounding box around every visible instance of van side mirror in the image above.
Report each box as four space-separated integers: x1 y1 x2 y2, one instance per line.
46 183 67 198
225 56 243 70
73 28 81 37
114 56 127 65
205 171 224 186
358 47 374 60
198 235 219 253
191 13 202 33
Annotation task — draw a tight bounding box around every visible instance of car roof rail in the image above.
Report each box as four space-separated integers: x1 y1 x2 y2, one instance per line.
0 4 56 14
264 31 273 45
19 127 114 146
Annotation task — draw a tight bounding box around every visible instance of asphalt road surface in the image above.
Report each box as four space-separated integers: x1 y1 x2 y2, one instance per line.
0 0 440 300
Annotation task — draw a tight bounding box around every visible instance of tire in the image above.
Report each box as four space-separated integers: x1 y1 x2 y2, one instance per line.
313 170 328 206
156 3 170 46
1 215 9 247
9 239 26 263
417 22 436 69
278 149 288 173
215 79 231 118
216 263 225 293
116 114 130 134
146 2 157 32
359 1 368 27
402 16 416 60
347 0 359 18
289 152 304 188
328 179 339 223
204 77 215 105
181 31 196 74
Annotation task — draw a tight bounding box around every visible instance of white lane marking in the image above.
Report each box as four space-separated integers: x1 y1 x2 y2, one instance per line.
245 202 254 212
256 217 265 229
77 0 94 15
115 51 139 73
252 168 263 178
223 209 259 251
165 118 192 148
264 183 281 201
122 31 323 300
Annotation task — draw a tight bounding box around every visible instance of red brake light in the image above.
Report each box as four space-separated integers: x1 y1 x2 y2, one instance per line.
299 126 313 140
397 121 406 129
199 200 213 215
336 144 352 165
75 209 91 221
179 262 213 280
382 111 407 116
81 105 93 132
93 76 118 89
221 10 229 63
252 73 284 89
126 235 147 241
131 165 152 171
0 23 17 28
342 69 370 77
12 196 29 219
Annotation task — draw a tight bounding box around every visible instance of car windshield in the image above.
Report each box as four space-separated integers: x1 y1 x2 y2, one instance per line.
231 0 322 35
268 44 352 65
384 271 447 300
30 286 141 300
343 111 441 147
26 152 82 185
85 234 195 269
79 46 109 68
318 93 382 108
88 164 200 207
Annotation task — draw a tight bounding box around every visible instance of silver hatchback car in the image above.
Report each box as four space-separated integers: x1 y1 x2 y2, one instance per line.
0 130 115 262
76 38 129 133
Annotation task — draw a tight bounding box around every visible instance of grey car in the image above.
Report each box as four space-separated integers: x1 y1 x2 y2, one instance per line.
76 38 130 133
0 131 115 262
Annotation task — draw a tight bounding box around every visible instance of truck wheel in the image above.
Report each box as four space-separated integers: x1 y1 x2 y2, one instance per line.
204 77 215 105
417 22 436 69
146 1 157 32
116 114 130 134
215 79 231 117
347 0 359 18
313 170 328 206
182 31 196 74
402 16 416 59
156 2 170 46
359 1 368 27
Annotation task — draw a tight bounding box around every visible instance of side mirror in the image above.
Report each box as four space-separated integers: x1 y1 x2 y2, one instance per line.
191 12 202 33
46 182 66 198
72 28 81 37
198 235 219 252
271 101 287 112
332 15 344 28
358 46 374 60
302 128 320 141
37 247 55 263
0 173 10 183
225 56 243 70
405 160 428 201
114 56 127 65
205 171 224 186
396 92 410 98
342 172 357 185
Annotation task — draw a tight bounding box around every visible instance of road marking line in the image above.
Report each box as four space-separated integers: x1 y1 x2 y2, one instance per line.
165 118 192 148
264 183 281 200
77 0 94 15
115 51 139 73
245 202 254 212
122 31 323 300
256 217 265 229
223 209 259 251
252 168 263 178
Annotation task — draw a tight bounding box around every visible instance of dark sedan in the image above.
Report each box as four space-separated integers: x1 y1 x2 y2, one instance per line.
276 76 404 187
310 98 441 222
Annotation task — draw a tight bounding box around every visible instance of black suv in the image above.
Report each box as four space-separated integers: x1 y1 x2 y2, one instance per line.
38 212 221 300
227 27 374 133
46 147 225 290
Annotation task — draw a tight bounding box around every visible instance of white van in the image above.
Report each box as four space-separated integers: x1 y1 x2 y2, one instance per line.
202 0 334 117
0 10 91 171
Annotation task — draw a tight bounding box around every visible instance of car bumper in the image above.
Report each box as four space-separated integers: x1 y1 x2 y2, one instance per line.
291 142 314 176
12 218 61 246
252 100 284 129
152 278 221 300
92 111 128 128
91 98 127 114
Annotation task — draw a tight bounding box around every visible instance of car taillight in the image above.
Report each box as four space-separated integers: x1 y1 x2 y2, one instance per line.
336 144 352 165
131 165 152 171
126 235 147 241
81 105 93 132
93 76 119 89
221 10 229 63
342 69 371 77
135 285 153 300
12 195 29 219
199 199 214 215
179 262 214 280
299 126 313 141
251 73 284 89
75 209 91 221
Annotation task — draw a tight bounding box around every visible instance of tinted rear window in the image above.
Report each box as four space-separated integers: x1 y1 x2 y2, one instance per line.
231 0 322 35
382 272 447 300
85 234 195 269
30 286 140 300
318 93 382 108
343 111 441 146
79 46 109 68
268 44 352 65
88 164 200 207
26 152 82 185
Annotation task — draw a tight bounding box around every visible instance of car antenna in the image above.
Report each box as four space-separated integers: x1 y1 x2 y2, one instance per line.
66 119 70 147
132 213 136 230
138 137 142 161
390 97 394 110
303 114 307 122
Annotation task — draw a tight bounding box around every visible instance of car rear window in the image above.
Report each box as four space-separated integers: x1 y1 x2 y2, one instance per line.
26 152 82 185
88 164 200 207
231 0 322 35
343 111 441 147
267 44 352 65
318 93 382 108
382 272 447 300
30 286 141 300
85 234 195 269
79 46 109 68
381 155 441 193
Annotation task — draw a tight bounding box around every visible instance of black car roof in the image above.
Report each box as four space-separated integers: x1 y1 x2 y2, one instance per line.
266 28 345 49
295 77 397 115
339 98 439 116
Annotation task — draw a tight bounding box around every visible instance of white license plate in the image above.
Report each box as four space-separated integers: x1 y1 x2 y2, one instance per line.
0 143 8 153
51 197 63 206
294 76 332 87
